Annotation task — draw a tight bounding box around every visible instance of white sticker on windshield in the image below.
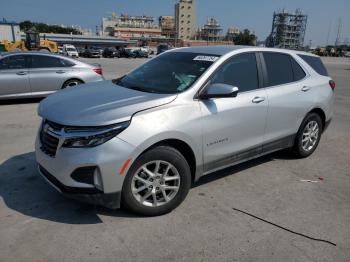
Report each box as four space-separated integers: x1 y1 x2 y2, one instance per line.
193 55 219 62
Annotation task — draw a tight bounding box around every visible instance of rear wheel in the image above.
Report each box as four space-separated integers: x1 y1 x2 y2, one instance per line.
121 146 191 216
293 113 323 158
62 79 83 89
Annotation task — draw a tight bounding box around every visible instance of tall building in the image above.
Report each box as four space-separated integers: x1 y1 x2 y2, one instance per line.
266 9 307 49
175 0 196 40
102 12 162 39
159 16 175 38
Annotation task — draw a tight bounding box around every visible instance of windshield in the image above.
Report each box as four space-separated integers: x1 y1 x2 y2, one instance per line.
113 52 219 94
67 48 76 51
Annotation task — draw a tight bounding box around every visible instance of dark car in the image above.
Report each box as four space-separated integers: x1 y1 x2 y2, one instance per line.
133 49 149 58
157 44 171 55
81 48 101 58
77 48 85 57
119 48 136 58
103 48 120 58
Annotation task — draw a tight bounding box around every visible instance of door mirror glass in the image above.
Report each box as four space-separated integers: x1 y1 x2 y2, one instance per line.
200 83 239 99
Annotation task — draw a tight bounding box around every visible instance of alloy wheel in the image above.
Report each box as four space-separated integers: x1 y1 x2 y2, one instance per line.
131 160 181 207
301 120 319 152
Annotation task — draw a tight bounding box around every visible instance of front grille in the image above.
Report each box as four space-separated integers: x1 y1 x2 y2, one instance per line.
40 121 61 157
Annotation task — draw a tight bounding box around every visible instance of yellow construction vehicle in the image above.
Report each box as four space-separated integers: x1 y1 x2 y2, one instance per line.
0 31 58 53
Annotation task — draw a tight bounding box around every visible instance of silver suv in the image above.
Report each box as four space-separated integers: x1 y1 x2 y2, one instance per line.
35 46 334 216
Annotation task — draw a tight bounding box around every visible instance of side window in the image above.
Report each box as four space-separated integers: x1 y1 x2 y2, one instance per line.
298 54 328 76
211 53 259 92
290 57 306 81
0 55 26 70
60 59 75 67
263 53 293 86
30 55 65 68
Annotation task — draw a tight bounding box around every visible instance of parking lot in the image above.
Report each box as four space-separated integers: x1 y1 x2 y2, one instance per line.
0 56 349 262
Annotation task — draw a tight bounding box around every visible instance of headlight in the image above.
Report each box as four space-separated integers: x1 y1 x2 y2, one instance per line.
62 121 130 148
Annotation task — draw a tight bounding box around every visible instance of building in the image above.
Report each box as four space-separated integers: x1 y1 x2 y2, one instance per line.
196 17 223 42
175 0 196 40
0 20 21 42
102 12 162 40
226 26 240 41
159 16 175 39
21 33 133 48
266 9 307 49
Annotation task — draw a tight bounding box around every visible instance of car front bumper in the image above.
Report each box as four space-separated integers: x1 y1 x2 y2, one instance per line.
35 131 136 209
38 165 121 208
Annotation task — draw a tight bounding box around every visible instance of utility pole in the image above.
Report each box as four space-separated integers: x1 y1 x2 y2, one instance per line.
326 21 332 46
334 18 342 47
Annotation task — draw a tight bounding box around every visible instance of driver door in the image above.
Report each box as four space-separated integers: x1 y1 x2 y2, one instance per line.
199 52 268 173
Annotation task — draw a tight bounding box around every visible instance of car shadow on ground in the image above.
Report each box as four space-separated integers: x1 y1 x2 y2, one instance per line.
0 98 43 105
0 152 141 225
0 150 292 224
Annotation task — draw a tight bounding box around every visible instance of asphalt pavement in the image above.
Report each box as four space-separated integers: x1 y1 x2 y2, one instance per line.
0 56 349 262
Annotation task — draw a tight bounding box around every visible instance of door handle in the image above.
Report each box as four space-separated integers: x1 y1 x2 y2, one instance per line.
56 70 66 74
301 86 311 92
252 96 265 103
16 71 27 75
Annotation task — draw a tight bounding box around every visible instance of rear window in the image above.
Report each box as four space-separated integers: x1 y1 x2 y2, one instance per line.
290 58 306 81
298 55 328 76
263 53 294 86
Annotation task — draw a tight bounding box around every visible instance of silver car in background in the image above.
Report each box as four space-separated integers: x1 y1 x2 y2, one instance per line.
0 52 104 100
35 46 334 216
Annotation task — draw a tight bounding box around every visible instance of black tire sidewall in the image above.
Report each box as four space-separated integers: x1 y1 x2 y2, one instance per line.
121 146 191 216
295 113 323 157
62 79 82 89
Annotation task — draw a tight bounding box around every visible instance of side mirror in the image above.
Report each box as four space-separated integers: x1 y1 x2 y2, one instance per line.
199 83 239 99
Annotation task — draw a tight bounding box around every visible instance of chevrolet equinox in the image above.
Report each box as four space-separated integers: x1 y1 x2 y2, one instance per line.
35 46 334 216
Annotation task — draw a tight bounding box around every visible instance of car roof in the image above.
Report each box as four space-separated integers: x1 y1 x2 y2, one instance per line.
171 45 319 57
0 51 64 57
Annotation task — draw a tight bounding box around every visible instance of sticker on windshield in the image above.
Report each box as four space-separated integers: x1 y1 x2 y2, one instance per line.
193 55 219 62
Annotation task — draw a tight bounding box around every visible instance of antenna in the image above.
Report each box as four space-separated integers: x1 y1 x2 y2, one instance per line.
326 21 332 46
334 18 342 47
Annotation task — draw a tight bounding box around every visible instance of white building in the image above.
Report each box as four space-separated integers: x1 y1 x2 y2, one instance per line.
175 0 196 40
0 21 21 42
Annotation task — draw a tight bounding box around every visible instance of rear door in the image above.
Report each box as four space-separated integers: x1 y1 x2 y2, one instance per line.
261 52 311 151
0 54 30 97
200 52 268 173
28 54 73 94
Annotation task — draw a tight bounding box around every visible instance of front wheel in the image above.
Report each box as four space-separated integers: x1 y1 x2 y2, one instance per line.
293 113 323 158
121 146 191 216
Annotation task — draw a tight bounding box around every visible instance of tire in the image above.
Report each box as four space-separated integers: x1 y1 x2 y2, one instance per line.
292 113 323 158
121 146 191 216
62 79 83 89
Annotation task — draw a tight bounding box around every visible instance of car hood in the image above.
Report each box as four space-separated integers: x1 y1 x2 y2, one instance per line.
38 80 177 126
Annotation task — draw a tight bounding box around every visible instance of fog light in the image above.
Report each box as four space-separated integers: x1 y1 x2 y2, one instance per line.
94 168 104 191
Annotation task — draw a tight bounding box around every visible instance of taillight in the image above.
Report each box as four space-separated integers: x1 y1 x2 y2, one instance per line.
93 68 103 75
329 80 336 90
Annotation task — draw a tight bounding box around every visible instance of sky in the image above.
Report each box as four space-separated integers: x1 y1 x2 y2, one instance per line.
2 0 349 46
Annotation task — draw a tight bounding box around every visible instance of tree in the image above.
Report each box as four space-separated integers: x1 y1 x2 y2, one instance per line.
20 20 82 35
233 29 257 46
